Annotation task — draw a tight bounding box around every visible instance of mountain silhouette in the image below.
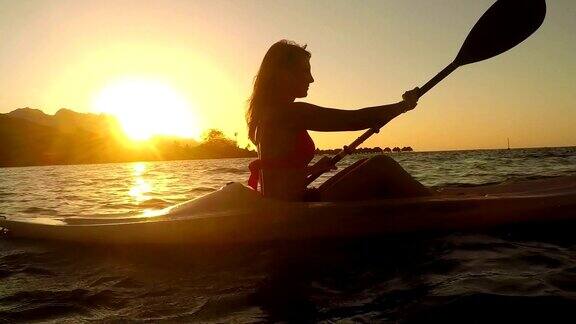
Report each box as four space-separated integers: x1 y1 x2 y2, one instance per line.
0 112 132 166
6 107 121 135
6 107 53 126
0 108 254 167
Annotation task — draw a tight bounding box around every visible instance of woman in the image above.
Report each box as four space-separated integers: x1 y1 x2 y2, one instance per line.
246 40 430 201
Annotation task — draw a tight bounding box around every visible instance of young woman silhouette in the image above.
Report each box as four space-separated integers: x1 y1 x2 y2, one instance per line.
246 40 430 201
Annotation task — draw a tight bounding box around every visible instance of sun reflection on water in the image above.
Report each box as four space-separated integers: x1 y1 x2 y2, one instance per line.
129 163 151 202
133 163 146 176
127 162 172 219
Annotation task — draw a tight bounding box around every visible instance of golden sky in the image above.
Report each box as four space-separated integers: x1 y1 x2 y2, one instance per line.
0 0 574 150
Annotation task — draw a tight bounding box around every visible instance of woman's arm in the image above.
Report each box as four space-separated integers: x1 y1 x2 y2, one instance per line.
280 86 420 131
281 101 411 132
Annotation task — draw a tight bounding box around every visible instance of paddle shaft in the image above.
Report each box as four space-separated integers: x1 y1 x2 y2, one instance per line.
305 62 458 185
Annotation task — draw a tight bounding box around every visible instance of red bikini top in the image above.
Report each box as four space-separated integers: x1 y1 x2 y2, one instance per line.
248 131 316 191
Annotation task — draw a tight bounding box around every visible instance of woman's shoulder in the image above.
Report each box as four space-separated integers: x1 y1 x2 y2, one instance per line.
265 102 316 126
287 101 316 113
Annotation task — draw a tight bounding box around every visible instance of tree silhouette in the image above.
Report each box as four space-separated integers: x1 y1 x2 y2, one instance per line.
202 129 226 142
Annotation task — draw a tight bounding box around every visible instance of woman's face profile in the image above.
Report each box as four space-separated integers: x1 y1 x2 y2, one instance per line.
286 58 314 99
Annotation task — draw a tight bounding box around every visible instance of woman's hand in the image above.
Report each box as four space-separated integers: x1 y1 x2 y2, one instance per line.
375 87 420 127
401 87 420 112
307 156 337 176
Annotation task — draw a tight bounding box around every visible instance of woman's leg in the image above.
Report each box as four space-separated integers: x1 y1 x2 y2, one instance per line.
320 155 430 201
317 158 369 191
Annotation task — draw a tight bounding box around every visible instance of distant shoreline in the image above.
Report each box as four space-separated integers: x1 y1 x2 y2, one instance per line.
2 108 573 168
413 145 576 154
0 155 255 169
2 145 574 169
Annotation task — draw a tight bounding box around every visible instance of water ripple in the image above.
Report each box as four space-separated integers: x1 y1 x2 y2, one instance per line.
0 150 576 322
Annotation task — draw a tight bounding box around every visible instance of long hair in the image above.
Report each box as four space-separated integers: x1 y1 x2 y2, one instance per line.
246 40 311 144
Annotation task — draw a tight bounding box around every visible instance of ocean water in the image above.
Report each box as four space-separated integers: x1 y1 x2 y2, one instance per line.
1 147 576 322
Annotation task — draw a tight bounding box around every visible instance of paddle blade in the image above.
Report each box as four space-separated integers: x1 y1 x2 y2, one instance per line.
455 0 546 66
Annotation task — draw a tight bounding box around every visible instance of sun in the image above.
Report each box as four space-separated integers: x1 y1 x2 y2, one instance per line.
92 78 201 140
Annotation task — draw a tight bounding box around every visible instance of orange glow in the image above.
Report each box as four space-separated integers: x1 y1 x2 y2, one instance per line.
1 1 573 150
92 77 201 140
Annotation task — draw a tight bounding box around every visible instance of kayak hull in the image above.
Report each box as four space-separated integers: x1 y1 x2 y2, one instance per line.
2 176 576 245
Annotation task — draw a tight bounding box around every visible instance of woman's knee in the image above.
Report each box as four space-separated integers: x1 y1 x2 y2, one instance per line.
366 154 400 168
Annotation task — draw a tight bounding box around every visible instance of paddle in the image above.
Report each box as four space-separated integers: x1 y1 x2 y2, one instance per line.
306 0 546 185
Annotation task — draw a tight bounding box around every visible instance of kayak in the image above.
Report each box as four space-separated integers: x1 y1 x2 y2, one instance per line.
1 176 576 245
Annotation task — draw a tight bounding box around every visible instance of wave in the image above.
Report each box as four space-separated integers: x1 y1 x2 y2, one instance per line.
0 288 123 322
19 207 59 215
204 167 247 175
101 199 173 210
434 181 503 188
88 276 142 289
138 198 171 209
0 265 55 280
189 187 217 194
404 294 576 323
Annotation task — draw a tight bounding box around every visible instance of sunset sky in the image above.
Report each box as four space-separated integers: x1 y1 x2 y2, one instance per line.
0 0 574 151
